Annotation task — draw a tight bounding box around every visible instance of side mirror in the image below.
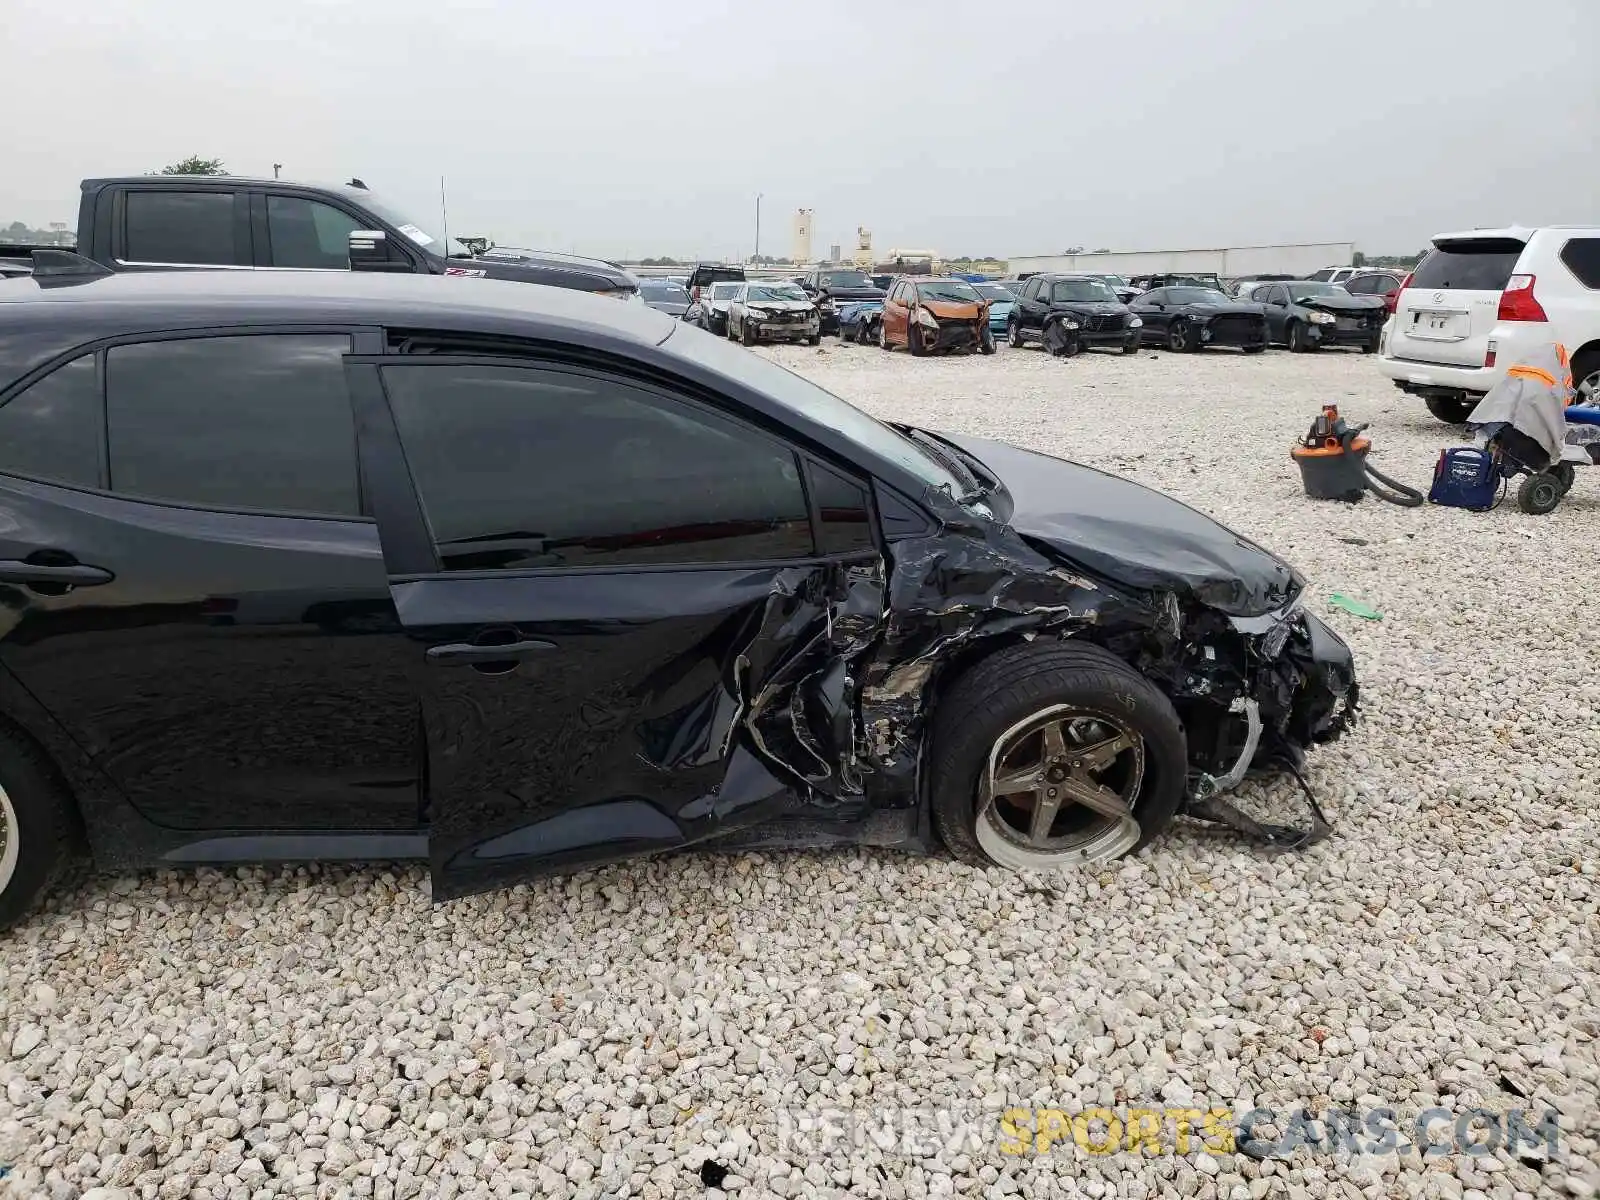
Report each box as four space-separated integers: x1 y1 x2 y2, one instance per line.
348 230 411 273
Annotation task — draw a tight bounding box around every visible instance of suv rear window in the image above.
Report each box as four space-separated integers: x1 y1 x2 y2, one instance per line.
1410 240 1524 291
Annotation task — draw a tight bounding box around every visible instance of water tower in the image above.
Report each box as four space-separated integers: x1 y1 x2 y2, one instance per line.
791 209 814 265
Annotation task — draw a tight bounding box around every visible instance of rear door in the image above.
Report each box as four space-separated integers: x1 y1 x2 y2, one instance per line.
356 351 885 899
1390 237 1524 366
0 330 421 832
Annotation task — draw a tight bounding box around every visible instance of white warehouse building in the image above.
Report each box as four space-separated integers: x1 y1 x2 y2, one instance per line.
1007 241 1355 279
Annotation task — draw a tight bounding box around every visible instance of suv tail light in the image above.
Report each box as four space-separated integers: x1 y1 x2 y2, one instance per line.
1386 270 1413 315
1497 274 1547 322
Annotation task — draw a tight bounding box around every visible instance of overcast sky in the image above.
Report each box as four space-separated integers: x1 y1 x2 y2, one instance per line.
7 0 1596 261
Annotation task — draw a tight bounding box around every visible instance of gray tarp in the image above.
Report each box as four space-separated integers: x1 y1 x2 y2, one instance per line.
1467 343 1574 467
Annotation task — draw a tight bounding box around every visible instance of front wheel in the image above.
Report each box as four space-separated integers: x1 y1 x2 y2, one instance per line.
980 326 996 355
740 319 758 347
1121 337 1140 355
1167 321 1192 352
908 324 927 357
928 641 1187 870
1516 471 1563 515
0 729 81 932
1286 321 1310 353
807 333 822 346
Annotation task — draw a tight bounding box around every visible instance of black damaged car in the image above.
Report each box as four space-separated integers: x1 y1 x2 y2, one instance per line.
1131 285 1269 353
1007 274 1142 357
0 265 1356 927
800 267 886 335
1249 281 1387 353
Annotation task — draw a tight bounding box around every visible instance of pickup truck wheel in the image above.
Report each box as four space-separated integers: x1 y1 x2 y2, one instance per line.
1424 395 1476 424
928 641 1187 871
0 728 82 931
1008 318 1025 348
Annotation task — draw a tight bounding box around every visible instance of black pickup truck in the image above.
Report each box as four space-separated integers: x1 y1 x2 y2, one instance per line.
0 176 639 296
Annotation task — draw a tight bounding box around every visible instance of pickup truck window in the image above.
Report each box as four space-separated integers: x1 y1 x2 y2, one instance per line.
0 356 102 489
267 196 363 270
106 335 360 516
125 191 237 265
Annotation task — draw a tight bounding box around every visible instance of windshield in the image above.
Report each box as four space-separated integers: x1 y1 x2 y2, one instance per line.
917 281 981 303
1166 287 1231 304
347 189 473 259
820 271 871 288
1287 282 1347 300
1052 280 1117 303
747 285 808 302
640 283 689 303
665 327 968 496
973 283 1014 302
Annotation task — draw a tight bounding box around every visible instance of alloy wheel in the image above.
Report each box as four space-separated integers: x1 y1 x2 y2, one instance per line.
975 704 1143 869
0 784 17 896
1578 367 1600 405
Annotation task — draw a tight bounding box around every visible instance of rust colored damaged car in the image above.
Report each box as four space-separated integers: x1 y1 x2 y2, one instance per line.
878 277 997 356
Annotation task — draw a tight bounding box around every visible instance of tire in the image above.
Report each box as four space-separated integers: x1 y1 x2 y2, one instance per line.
1572 348 1600 406
1008 318 1026 348
980 326 996 355
1167 321 1192 353
0 727 81 932
740 319 757 347
1286 321 1309 353
1243 344 1267 355
807 333 822 346
908 324 927 357
876 319 889 350
1121 338 1139 355
1424 395 1476 424
1554 461 1577 497
1516 471 1563 515
929 641 1187 870
1361 337 1379 355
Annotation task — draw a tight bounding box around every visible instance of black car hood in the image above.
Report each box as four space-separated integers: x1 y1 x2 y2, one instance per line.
821 285 886 302
1053 301 1129 317
1174 300 1266 317
1299 293 1386 314
465 257 636 292
940 433 1301 616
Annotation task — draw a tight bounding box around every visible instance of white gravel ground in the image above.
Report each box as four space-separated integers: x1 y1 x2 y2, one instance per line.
2 341 1597 1200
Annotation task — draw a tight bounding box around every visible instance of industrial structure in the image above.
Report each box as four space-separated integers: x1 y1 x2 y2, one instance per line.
791 209 813 268
1007 242 1355 279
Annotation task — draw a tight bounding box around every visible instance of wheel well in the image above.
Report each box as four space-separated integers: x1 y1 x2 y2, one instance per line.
1570 340 1600 374
0 708 88 852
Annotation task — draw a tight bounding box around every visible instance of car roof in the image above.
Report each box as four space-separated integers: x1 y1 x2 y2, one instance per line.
0 270 676 344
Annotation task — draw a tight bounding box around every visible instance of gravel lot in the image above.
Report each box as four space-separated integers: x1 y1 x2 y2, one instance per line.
2 342 1596 1200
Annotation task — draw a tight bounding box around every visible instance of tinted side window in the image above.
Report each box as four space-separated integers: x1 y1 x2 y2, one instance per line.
1265 286 1288 305
383 363 814 571
124 191 237 264
808 462 874 555
1343 275 1373 294
1559 238 1600 289
106 335 359 515
267 196 362 269
0 356 102 488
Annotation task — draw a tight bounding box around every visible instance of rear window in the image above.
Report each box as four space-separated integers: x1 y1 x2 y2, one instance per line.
1410 240 1524 291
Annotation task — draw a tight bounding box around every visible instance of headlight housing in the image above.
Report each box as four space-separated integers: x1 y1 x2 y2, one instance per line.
1060 319 1081 331
1129 316 1143 328
915 308 939 330
1307 310 1336 325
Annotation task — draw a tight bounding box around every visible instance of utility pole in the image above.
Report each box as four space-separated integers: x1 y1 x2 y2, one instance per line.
273 163 283 179
755 193 762 264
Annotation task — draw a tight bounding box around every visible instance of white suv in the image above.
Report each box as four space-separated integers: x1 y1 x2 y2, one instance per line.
1377 226 1600 422
1305 266 1360 284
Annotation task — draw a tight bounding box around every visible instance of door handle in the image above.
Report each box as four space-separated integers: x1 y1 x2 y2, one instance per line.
0 559 114 589
425 639 556 664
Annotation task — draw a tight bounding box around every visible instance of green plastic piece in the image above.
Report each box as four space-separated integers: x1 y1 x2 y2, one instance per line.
1328 594 1382 620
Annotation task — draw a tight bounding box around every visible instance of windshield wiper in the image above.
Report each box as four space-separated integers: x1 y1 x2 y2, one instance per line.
899 426 985 499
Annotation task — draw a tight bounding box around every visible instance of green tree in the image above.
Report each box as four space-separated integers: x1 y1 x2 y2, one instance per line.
157 156 226 176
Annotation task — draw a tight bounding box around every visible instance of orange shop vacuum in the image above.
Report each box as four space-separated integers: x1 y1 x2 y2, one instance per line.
1291 405 1424 506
